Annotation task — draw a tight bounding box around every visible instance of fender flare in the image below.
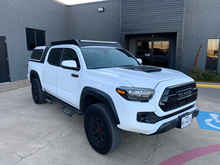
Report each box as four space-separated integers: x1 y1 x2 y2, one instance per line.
80 87 120 124
30 70 41 85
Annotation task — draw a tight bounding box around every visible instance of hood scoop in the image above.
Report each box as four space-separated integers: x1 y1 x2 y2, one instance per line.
120 65 161 72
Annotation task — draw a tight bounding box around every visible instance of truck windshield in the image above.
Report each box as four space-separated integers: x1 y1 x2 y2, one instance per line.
81 47 140 69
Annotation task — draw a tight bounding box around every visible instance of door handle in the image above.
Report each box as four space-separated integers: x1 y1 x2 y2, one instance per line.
71 74 79 78
57 73 62 76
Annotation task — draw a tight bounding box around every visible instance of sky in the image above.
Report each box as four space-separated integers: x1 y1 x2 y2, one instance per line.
55 0 107 5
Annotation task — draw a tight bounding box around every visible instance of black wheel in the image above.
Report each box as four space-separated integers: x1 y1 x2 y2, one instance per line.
84 103 123 155
31 79 46 104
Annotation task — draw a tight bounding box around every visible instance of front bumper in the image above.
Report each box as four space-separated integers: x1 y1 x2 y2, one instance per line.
151 108 199 135
116 98 199 135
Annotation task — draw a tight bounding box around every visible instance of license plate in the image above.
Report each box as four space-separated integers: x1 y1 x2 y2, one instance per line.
177 90 192 99
181 114 192 129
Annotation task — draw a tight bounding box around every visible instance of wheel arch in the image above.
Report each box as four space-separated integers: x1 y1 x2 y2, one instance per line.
80 87 120 124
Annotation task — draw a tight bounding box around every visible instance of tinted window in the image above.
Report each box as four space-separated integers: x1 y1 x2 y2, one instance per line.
136 41 152 56
36 30 45 47
154 50 167 56
47 48 62 66
26 28 45 50
26 28 35 50
61 48 80 67
31 49 43 60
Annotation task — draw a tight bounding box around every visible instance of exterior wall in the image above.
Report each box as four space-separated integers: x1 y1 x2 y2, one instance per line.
182 0 220 72
121 0 185 34
2 0 220 81
67 0 120 42
0 0 69 81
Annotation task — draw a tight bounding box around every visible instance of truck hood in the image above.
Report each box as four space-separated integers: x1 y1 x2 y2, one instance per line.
96 66 191 89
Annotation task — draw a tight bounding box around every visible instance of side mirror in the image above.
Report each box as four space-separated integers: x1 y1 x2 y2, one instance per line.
61 60 78 70
137 58 142 64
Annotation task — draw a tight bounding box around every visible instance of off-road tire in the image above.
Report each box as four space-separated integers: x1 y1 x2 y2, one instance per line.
84 103 123 155
31 79 46 104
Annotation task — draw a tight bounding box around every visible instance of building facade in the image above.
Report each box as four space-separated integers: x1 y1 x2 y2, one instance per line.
0 0 69 82
0 0 219 83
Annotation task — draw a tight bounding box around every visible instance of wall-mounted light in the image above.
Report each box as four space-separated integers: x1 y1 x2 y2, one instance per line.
97 7 105 12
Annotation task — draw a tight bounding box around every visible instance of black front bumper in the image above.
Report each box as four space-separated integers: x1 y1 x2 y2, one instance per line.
152 108 199 135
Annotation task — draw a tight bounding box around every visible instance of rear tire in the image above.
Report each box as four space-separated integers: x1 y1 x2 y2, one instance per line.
31 79 46 104
84 103 123 155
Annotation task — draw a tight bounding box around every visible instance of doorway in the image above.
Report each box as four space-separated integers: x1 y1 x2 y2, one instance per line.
136 40 169 68
0 36 10 83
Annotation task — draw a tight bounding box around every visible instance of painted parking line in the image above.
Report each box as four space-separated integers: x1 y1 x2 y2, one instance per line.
196 111 220 131
159 144 220 165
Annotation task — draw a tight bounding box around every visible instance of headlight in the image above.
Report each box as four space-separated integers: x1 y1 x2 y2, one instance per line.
116 87 154 102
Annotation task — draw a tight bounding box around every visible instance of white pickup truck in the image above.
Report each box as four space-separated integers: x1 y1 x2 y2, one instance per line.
27 39 199 154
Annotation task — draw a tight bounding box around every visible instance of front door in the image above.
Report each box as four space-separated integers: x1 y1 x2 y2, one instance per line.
56 48 81 107
0 36 10 83
136 40 169 68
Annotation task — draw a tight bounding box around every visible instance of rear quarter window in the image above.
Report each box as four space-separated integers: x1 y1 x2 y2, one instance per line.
31 49 43 60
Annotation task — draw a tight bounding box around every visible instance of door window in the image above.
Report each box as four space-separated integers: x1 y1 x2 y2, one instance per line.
47 48 62 66
153 41 169 68
136 41 152 65
136 41 169 67
61 48 80 68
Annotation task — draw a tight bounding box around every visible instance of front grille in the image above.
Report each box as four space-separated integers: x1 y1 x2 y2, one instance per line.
169 83 197 95
159 82 198 112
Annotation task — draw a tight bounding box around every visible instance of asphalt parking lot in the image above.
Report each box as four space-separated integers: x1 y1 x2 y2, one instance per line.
0 81 220 165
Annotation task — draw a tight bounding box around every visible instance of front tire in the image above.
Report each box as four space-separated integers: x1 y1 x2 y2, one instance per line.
31 79 46 104
84 103 123 155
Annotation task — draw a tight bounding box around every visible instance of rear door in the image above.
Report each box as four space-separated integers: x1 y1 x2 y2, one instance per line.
42 48 62 96
0 36 10 83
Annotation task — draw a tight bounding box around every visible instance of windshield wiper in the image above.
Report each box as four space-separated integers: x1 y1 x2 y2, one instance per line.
92 66 115 69
118 65 134 67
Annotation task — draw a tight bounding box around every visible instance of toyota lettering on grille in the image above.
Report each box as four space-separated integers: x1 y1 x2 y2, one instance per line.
177 90 192 99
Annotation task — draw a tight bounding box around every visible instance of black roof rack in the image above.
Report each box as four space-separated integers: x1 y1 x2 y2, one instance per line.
51 39 123 48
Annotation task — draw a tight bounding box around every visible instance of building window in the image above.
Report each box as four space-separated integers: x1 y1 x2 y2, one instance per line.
205 39 219 70
26 28 45 50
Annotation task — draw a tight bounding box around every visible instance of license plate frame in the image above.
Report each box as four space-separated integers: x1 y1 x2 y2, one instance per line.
180 113 192 129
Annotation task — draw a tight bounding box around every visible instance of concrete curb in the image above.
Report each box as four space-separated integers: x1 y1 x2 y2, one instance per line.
0 79 30 93
196 83 220 89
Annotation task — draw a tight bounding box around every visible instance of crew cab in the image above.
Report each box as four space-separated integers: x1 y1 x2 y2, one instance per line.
27 39 199 154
